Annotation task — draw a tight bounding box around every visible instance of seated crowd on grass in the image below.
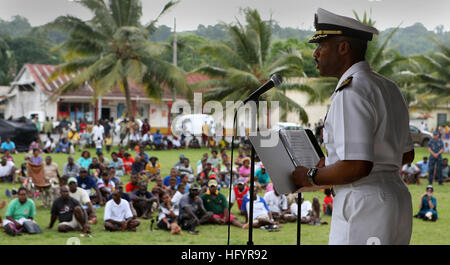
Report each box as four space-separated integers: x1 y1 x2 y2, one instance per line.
0 133 333 236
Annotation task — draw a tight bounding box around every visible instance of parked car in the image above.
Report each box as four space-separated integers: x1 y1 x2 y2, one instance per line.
0 117 38 152
410 124 432 147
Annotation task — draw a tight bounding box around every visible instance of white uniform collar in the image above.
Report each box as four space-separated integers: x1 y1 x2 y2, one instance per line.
335 61 371 91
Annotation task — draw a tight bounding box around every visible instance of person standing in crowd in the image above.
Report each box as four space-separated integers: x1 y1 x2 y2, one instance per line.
43 117 54 138
291 8 414 244
92 120 105 142
428 131 445 185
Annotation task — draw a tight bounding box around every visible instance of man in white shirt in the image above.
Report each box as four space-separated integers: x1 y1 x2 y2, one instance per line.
104 190 140 231
401 163 420 185
68 177 98 224
241 189 279 230
264 190 296 223
0 158 16 184
92 121 105 142
292 8 414 244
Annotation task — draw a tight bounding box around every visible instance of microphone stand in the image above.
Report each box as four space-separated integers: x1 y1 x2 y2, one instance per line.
247 98 260 246
297 192 302 245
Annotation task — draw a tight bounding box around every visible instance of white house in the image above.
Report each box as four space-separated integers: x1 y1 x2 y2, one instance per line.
4 63 209 135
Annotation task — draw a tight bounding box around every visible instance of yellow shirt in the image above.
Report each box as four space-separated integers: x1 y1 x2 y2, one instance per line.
145 162 161 175
105 138 112 145
67 131 80 141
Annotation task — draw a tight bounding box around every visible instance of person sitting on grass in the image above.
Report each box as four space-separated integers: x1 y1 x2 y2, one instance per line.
3 187 40 236
145 156 161 182
255 166 270 191
165 176 179 197
401 162 421 184
176 158 195 183
0 200 5 226
97 171 115 204
0 157 16 184
76 168 104 206
1 136 16 154
1 149 15 163
48 186 90 234
201 179 244 228
109 152 125 178
55 138 70 154
323 188 333 215
126 173 140 193
229 180 249 215
77 151 92 169
178 184 214 235
67 177 98 225
131 181 158 219
122 152 135 176
157 191 182 235
414 185 438 221
263 189 296 223
131 155 146 175
163 168 181 188
171 183 186 206
241 189 279 231
104 190 140 232
63 156 80 178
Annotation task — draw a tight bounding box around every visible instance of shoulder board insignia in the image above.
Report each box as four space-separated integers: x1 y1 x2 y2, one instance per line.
336 76 353 92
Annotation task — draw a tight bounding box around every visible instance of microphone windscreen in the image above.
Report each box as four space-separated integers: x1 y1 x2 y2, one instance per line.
271 74 283 87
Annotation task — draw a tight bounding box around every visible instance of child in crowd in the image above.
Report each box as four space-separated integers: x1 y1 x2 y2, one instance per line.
95 137 103 156
105 134 112 152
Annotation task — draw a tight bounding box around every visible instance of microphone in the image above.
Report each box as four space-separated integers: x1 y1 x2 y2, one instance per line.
242 74 283 104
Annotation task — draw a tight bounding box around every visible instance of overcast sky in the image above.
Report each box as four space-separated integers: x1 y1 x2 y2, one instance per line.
1 0 449 32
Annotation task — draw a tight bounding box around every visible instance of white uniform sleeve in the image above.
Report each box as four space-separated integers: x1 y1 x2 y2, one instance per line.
403 131 414 153
332 90 375 162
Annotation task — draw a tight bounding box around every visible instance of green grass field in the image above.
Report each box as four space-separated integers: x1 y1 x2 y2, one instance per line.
0 147 449 245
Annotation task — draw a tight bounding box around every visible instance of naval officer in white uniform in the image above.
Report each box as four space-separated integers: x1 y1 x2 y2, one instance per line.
291 8 414 245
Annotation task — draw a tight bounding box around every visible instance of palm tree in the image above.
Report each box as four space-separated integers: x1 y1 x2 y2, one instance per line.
0 37 16 85
46 0 189 119
191 8 314 123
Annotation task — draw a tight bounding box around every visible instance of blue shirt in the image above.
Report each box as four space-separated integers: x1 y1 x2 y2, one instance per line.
1 141 15 151
255 169 270 185
76 175 98 192
240 194 270 212
428 139 444 159
419 196 438 219
153 133 162 144
77 157 92 169
416 161 429 175
163 175 181 187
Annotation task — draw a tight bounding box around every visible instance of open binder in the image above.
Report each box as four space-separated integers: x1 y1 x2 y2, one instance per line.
248 129 325 194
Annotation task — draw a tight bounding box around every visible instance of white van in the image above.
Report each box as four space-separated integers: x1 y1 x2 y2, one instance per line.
172 114 216 137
